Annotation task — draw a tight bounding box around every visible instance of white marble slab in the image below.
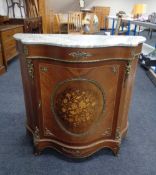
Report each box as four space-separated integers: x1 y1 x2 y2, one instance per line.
14 33 146 48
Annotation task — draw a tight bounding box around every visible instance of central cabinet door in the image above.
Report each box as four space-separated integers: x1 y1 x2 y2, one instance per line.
38 61 120 145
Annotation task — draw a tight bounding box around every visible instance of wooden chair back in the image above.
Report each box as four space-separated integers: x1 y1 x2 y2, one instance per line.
86 13 99 34
68 12 82 34
115 17 129 35
115 17 122 35
53 14 61 33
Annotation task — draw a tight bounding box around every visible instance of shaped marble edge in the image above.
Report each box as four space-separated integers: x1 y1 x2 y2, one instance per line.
14 33 146 48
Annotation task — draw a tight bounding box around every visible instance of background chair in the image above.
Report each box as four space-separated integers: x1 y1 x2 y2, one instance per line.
115 17 130 35
52 13 68 34
68 12 83 34
6 0 26 18
53 14 61 33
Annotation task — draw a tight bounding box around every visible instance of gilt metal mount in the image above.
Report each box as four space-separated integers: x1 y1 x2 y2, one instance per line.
24 45 28 56
115 127 121 142
124 60 132 82
69 51 92 59
33 126 40 145
40 67 48 72
27 59 34 79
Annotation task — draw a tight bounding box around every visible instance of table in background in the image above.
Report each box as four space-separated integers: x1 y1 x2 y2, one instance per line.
107 15 156 36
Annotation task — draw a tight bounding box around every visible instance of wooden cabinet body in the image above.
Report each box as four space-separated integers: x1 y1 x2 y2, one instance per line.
16 35 143 158
0 44 5 75
0 25 23 72
92 6 110 30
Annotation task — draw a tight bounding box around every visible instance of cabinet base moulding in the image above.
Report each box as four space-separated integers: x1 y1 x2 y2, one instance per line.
26 123 128 158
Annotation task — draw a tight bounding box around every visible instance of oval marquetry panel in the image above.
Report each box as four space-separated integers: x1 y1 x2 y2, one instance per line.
51 78 105 136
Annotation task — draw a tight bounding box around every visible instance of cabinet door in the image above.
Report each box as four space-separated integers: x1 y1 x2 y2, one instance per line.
38 61 123 145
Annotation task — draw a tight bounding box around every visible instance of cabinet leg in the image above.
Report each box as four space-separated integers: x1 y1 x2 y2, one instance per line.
123 129 128 139
26 128 32 137
112 146 120 156
33 146 42 156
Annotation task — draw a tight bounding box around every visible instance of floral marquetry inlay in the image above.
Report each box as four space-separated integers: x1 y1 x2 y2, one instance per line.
52 79 105 135
57 89 96 125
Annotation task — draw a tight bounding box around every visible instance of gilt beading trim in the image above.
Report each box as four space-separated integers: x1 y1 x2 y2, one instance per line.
62 148 80 155
26 56 134 63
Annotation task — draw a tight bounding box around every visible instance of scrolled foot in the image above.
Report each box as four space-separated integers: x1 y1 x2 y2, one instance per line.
112 147 120 156
26 128 32 137
33 147 42 156
123 129 128 139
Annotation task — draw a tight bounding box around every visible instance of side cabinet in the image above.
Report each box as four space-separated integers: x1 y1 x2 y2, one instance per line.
0 25 23 73
17 43 142 158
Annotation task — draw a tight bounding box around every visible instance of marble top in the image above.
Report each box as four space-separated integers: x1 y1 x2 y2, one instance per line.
14 34 146 48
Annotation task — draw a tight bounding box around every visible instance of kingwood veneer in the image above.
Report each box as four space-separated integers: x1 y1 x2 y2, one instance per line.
14 34 145 158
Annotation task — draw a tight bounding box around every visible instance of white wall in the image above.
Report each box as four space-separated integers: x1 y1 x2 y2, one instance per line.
130 0 156 14
0 1 7 16
85 0 133 16
46 0 156 15
0 0 155 17
46 0 80 13
45 0 156 28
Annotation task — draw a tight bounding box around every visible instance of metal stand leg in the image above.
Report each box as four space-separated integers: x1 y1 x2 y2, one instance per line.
6 0 9 16
111 19 115 35
150 29 153 39
126 21 130 35
121 23 124 31
11 0 15 18
5 0 25 18
133 24 137 36
18 0 23 18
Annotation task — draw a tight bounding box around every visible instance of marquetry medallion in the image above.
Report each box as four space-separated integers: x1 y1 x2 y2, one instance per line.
51 78 105 136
